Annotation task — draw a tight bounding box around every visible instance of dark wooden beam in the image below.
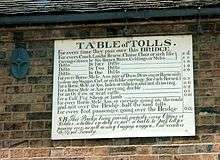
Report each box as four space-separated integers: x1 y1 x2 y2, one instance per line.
0 7 219 26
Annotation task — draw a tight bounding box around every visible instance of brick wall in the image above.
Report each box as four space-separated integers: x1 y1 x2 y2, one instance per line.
0 19 220 160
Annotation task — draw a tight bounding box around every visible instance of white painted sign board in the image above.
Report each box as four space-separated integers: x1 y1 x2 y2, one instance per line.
52 35 195 139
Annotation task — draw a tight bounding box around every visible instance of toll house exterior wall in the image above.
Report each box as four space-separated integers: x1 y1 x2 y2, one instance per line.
0 19 220 160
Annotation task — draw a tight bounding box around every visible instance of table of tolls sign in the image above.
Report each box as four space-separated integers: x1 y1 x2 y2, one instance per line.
52 35 195 139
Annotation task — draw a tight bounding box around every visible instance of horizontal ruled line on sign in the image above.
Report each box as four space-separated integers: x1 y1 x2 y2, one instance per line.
122 92 181 94
70 70 88 71
95 112 193 116
121 62 182 65
143 88 181 90
121 71 180 73
71 66 87 67
121 66 181 69
125 96 181 98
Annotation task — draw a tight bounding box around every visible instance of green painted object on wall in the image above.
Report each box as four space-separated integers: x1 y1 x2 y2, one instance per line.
10 48 30 79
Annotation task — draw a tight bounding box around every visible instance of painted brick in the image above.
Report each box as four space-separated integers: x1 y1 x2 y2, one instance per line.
159 155 173 160
30 67 48 75
0 123 3 131
84 139 113 146
29 121 44 130
129 137 157 145
47 67 53 75
31 103 45 112
213 70 220 77
195 88 214 96
156 137 172 144
178 145 195 154
0 60 8 68
26 112 52 120
174 154 217 160
87 156 128 160
0 113 11 121
42 130 51 138
109 146 136 155
29 140 43 147
199 79 213 88
9 131 24 139
5 94 35 103
215 115 220 124
195 144 213 153
41 139 52 147
0 86 4 94
28 76 53 84
152 145 178 154
52 140 71 147
5 85 32 94
199 52 215 60
64 147 93 157
70 140 85 146
23 148 50 157
32 85 47 93
196 115 215 125
0 52 6 59
197 125 218 134
10 148 24 158
112 139 130 146
0 149 9 158
24 131 43 139
130 155 158 160
27 41 53 50
35 94 52 102
44 121 52 130
11 113 26 121
5 104 31 112
212 144 220 152
197 107 219 115
90 28 107 37
0 104 4 113
199 61 213 69
0 77 13 85
3 139 28 148
93 147 109 156
64 29 80 38
174 155 202 160
202 154 218 160
45 103 52 111
213 35 220 50
4 122 28 131
200 135 215 143
28 49 47 58
198 70 214 78
136 145 152 154
50 148 64 157
197 97 215 107
0 132 10 140
213 78 220 87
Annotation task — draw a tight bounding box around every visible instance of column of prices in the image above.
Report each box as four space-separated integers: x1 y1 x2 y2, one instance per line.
52 35 195 139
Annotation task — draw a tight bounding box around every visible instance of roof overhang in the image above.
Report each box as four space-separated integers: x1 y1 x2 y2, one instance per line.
0 7 220 26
